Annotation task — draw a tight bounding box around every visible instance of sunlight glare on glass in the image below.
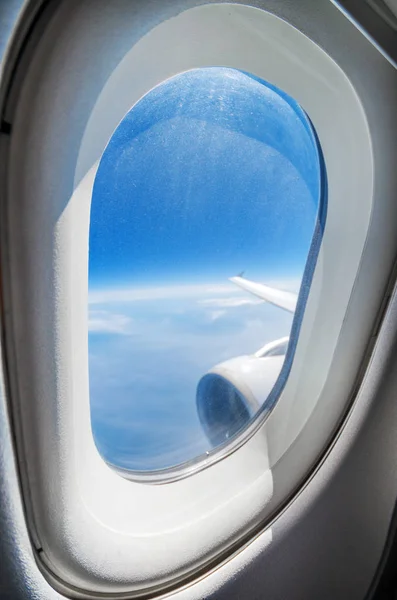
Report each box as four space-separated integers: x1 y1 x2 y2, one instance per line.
88 67 324 473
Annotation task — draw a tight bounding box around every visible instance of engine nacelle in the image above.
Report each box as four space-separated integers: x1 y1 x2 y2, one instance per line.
196 337 288 447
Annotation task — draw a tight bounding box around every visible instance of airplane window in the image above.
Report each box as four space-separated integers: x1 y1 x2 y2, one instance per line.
88 67 324 474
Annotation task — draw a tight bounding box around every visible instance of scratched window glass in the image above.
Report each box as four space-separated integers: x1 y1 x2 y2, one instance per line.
89 67 325 473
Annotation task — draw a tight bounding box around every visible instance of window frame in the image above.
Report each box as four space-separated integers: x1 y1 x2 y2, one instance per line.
2 0 397 597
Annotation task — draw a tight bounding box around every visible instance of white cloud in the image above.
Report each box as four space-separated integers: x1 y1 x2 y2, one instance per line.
198 296 263 308
89 283 238 305
208 310 226 322
89 310 132 334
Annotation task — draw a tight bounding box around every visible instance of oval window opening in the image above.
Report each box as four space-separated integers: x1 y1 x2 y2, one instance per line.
88 67 325 474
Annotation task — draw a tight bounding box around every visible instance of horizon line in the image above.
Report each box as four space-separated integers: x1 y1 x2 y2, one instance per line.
89 277 302 305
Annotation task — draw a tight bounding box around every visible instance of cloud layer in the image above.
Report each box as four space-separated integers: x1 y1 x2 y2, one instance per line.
89 281 295 470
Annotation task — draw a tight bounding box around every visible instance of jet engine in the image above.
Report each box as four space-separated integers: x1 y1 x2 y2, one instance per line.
196 337 289 447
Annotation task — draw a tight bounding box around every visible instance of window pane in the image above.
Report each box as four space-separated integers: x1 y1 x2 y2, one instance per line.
88 67 324 473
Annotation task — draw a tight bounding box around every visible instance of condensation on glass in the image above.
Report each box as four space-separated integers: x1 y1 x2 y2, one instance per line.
88 67 325 473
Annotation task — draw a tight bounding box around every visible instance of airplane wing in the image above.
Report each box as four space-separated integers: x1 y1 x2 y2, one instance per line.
229 276 297 313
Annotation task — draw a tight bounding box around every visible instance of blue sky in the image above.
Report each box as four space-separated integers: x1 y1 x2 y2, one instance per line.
88 67 322 471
